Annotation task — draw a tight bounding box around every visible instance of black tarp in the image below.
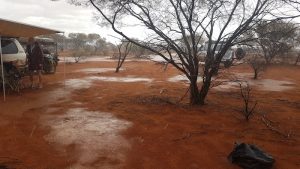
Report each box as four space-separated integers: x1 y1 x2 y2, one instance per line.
228 143 275 169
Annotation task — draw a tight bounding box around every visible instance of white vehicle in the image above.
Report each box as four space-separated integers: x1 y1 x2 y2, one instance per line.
1 38 27 67
200 41 235 68
1 38 27 92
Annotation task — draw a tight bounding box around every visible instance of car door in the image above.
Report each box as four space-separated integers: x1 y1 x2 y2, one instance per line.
1 39 26 65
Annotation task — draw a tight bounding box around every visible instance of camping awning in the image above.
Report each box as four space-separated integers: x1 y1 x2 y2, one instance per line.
0 18 62 37
0 18 64 101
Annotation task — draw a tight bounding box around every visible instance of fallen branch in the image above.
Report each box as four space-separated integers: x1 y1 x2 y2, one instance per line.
176 87 190 104
172 133 192 141
30 125 37 137
172 131 207 141
261 115 293 139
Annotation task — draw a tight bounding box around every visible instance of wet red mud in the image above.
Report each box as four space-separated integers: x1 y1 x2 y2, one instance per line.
0 59 299 169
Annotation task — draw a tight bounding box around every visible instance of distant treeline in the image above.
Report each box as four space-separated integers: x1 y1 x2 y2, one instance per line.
39 33 150 57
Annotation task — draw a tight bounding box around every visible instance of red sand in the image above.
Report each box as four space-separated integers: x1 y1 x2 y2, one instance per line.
0 59 299 169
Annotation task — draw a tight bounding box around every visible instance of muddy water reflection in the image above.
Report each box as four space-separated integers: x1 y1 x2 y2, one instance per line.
44 108 131 169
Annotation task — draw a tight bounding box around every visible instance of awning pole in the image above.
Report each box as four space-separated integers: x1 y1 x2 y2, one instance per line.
0 36 6 101
63 32 66 87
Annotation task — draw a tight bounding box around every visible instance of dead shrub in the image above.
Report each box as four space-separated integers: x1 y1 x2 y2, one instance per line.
239 82 257 121
248 55 266 79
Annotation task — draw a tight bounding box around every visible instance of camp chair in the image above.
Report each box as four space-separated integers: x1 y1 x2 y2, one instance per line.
0 63 24 93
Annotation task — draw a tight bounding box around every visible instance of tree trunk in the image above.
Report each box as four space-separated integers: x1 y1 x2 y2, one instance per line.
189 77 201 105
115 55 123 73
198 74 212 105
253 70 258 79
189 77 213 105
115 66 120 73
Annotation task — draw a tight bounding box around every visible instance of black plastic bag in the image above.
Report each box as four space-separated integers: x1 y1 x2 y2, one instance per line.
228 143 275 169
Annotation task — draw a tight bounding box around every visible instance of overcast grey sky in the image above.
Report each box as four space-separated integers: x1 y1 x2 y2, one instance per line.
1 0 299 43
0 0 143 42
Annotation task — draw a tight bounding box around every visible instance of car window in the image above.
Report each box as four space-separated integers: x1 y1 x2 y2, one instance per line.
1 39 18 54
204 43 224 51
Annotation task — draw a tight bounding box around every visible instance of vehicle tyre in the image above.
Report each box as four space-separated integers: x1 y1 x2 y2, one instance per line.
224 60 233 68
52 63 57 74
48 61 55 74
43 59 53 74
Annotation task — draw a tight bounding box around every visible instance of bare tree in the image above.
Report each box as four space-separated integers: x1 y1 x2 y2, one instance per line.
69 33 88 63
116 41 132 72
248 55 266 79
87 33 101 43
95 37 108 54
239 82 257 121
130 43 148 58
69 0 300 105
255 20 297 64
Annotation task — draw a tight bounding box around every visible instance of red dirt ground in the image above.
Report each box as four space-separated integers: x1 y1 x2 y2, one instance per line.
0 58 299 169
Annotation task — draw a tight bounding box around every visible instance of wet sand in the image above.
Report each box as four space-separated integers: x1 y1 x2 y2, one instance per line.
0 58 299 168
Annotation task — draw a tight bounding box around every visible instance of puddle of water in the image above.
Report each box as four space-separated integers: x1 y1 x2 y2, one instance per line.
248 79 295 91
65 79 92 90
232 72 254 78
168 75 203 83
43 108 131 169
60 56 148 63
85 56 114 62
166 72 294 92
213 78 295 92
213 81 240 91
87 76 153 83
59 56 115 63
64 76 152 90
75 68 122 73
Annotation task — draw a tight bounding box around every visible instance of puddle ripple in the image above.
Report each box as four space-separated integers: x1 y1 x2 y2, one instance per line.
44 108 131 169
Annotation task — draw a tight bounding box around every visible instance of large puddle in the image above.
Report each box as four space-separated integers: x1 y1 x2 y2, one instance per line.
60 56 115 63
168 75 203 83
87 76 153 83
43 108 131 169
60 56 149 63
213 78 295 92
75 68 121 74
248 79 295 91
65 79 93 90
167 73 295 92
65 76 153 90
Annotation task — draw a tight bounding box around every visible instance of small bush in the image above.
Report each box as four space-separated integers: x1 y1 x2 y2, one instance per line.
239 82 257 121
